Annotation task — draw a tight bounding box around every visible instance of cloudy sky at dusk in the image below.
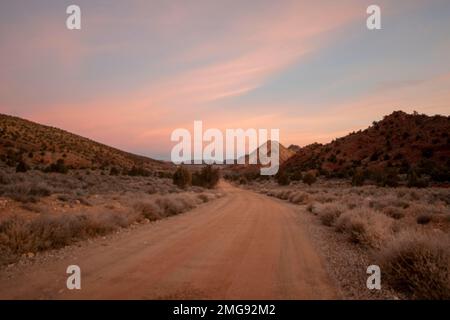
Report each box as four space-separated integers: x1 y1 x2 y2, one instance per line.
1 0 449 159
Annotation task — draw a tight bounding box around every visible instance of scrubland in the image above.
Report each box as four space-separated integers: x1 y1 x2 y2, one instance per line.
244 179 450 299
0 168 222 265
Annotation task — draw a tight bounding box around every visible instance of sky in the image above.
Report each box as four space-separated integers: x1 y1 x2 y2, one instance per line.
0 0 449 159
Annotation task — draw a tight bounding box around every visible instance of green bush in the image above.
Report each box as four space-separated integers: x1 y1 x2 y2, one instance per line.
351 169 365 186
275 170 290 186
16 160 29 173
127 166 150 177
407 169 428 188
172 166 192 189
45 159 68 174
192 165 220 189
109 167 120 176
290 171 303 181
302 172 316 186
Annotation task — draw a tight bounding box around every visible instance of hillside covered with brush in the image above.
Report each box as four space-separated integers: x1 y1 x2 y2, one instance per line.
0 114 171 173
282 111 450 184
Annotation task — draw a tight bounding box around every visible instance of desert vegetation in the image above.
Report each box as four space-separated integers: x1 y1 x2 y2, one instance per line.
0 167 222 266
173 165 220 189
243 179 450 299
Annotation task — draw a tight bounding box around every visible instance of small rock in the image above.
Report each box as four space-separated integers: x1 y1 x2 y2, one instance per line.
26 252 35 258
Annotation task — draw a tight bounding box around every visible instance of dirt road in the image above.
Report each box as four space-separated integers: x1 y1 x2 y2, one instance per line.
0 182 338 299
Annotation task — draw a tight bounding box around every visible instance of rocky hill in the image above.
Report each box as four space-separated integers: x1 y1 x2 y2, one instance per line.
0 113 171 173
282 111 450 183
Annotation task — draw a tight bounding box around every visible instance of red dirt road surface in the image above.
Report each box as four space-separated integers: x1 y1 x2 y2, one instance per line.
0 182 338 299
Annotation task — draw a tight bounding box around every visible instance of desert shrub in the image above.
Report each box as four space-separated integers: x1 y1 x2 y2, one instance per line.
407 169 428 188
84 212 129 235
275 170 290 186
16 161 29 173
382 170 399 187
0 211 130 264
172 166 192 189
0 172 12 185
351 169 365 186
45 159 68 174
288 191 310 204
1 182 52 203
127 166 150 177
378 231 450 299
109 167 120 176
157 171 174 179
290 171 303 181
406 203 445 218
267 189 292 201
154 195 192 216
317 204 345 226
335 208 393 248
239 177 248 185
133 201 162 221
382 206 405 220
370 168 399 187
192 165 220 189
416 213 432 225
302 172 317 186
313 194 336 204
279 190 292 200
197 193 212 203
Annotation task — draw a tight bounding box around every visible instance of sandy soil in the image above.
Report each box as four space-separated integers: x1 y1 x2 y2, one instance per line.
0 182 338 299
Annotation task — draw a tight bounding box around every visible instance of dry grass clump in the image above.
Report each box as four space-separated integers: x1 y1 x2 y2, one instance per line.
133 201 162 221
0 181 52 203
416 213 433 225
316 203 346 226
266 189 311 205
377 231 450 299
197 192 218 203
277 190 293 200
133 192 218 220
335 208 393 248
367 196 409 212
0 212 129 264
382 206 405 220
0 168 183 202
312 194 336 204
407 203 447 216
288 191 310 205
154 195 196 216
